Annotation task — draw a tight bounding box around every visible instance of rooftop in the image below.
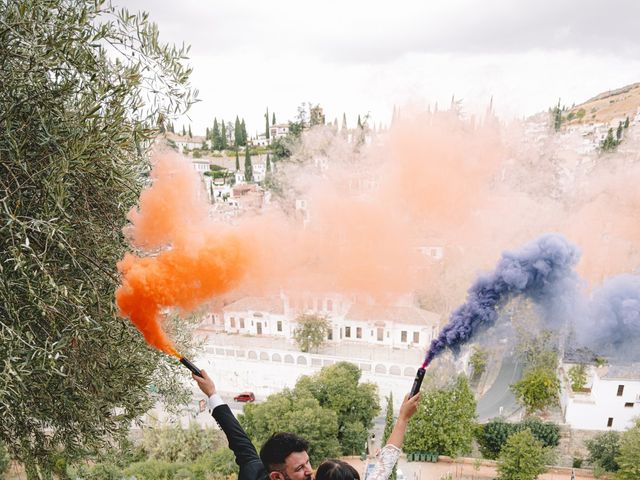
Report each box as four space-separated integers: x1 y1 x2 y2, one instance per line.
346 303 440 326
223 296 285 315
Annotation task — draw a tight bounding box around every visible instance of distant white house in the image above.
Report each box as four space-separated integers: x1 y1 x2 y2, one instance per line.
561 362 640 431
252 133 270 147
217 293 440 350
270 123 290 139
167 133 210 152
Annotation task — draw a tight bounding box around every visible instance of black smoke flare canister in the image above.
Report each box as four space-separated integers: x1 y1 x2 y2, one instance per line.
180 357 203 378
409 367 425 398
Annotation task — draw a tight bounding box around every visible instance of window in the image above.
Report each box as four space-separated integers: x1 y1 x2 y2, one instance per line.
377 328 384 341
345 326 351 338
617 385 625 396
239 318 245 329
413 332 420 343
625 402 634 408
328 330 333 340
607 417 614 427
277 321 282 332
230 317 236 328
401 331 407 342
356 327 362 339
327 300 333 312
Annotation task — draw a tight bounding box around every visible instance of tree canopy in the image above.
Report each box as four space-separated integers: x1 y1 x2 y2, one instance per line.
239 362 379 461
0 0 195 475
615 419 640 480
293 313 330 353
404 375 476 457
496 429 547 480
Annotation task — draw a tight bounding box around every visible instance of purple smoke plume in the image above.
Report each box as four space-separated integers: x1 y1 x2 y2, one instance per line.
423 234 581 367
576 274 640 361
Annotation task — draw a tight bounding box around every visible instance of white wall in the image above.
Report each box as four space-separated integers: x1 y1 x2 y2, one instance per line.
563 367 640 431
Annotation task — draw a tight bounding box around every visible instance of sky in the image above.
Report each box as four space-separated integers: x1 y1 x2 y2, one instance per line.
122 0 640 137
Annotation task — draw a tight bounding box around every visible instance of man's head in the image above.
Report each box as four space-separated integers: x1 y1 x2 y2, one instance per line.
260 432 312 480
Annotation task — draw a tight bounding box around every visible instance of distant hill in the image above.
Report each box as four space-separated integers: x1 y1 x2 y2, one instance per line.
563 82 640 126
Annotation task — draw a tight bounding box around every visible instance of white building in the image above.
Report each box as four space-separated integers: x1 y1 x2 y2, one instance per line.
218 293 440 351
167 133 210 153
270 123 290 139
561 363 640 431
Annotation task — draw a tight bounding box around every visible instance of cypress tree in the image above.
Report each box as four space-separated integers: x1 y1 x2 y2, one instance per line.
272 112 276 125
188 124 192 138
266 153 271 173
265 108 270 139
235 148 240 171
624 116 630 129
212 118 222 150
342 113 347 131
234 116 241 147
182 125 186 136
244 147 253 182
241 118 247 146
220 120 227 149
616 121 623 141
357 115 362 129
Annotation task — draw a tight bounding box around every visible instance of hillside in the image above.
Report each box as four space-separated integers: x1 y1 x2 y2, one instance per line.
563 82 640 126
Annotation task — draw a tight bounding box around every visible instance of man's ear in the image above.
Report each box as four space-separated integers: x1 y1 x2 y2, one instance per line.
269 472 283 480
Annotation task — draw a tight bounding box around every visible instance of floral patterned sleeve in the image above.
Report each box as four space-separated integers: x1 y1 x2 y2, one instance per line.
366 444 401 480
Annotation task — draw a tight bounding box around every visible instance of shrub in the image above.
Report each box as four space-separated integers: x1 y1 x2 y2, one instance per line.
476 417 559 459
586 430 620 472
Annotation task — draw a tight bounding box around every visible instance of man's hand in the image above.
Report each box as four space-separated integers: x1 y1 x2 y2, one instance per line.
193 368 216 397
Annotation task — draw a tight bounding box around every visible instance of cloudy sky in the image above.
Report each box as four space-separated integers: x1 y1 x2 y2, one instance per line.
123 0 640 136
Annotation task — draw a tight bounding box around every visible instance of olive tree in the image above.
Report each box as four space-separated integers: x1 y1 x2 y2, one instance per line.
0 0 195 476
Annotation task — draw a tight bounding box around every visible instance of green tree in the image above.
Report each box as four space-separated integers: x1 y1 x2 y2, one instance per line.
404 375 476 457
552 99 563 131
624 116 630 129
212 118 223 150
511 366 560 414
294 362 380 456
477 418 559 460
615 418 640 480
266 153 272 173
265 108 270 139
220 119 228 149
240 119 247 146
496 429 547 480
586 430 620 472
568 364 587 391
616 121 623 141
272 112 276 125
601 128 619 152
0 442 9 477
293 313 329 353
240 390 341 465
244 147 253 182
235 148 240 171
234 116 241 147
188 124 192 138
182 125 186 136
0 0 195 476
309 104 325 126
470 345 489 380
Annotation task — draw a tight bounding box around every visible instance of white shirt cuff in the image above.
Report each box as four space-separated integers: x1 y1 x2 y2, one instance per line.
208 393 225 411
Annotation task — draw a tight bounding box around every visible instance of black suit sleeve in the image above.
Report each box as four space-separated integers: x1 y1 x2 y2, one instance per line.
211 404 267 480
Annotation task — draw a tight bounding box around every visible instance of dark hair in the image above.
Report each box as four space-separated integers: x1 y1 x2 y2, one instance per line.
260 432 310 472
316 460 360 480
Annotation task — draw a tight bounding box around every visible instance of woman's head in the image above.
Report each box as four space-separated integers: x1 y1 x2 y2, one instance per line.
315 460 360 480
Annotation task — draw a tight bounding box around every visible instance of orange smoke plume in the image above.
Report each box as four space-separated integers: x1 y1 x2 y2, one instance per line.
116 152 253 355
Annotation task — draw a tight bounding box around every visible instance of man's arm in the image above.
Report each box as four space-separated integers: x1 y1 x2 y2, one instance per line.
193 370 266 480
